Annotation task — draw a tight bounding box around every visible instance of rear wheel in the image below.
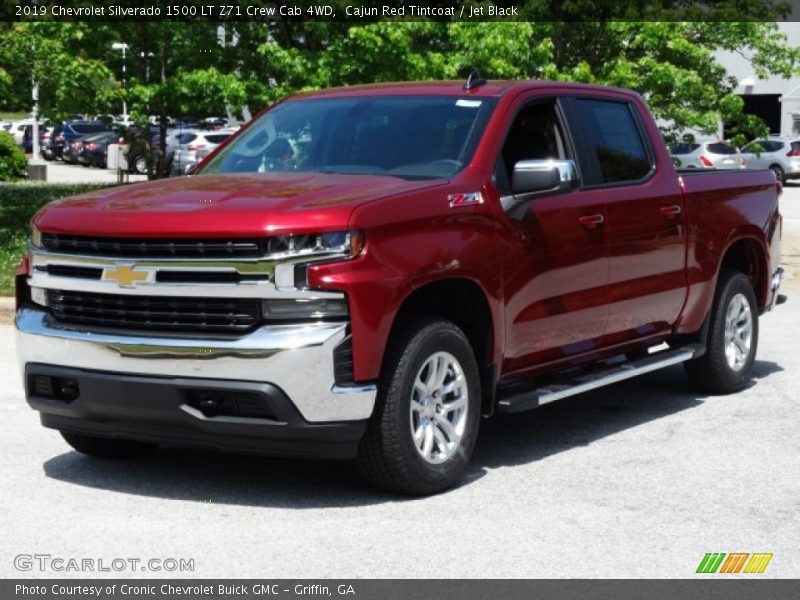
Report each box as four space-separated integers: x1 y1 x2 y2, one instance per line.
61 432 157 459
770 164 786 184
685 269 759 394
357 317 481 495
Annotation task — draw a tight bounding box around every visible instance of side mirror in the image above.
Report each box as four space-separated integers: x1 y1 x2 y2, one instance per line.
503 159 580 216
511 159 579 196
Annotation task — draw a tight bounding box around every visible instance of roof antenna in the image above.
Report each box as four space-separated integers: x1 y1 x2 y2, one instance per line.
463 70 487 91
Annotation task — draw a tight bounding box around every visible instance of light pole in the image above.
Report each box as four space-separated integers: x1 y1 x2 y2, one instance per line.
112 42 129 122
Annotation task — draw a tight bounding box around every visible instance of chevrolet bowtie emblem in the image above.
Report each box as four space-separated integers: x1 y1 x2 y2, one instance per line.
103 265 150 287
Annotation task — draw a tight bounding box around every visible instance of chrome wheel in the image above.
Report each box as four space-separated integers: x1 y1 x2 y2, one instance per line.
410 351 468 465
724 292 753 372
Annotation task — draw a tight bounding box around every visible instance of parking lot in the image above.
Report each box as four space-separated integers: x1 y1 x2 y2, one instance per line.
0 186 797 579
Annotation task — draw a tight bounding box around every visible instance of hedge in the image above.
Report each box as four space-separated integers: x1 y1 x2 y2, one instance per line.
0 182 117 295
0 131 27 182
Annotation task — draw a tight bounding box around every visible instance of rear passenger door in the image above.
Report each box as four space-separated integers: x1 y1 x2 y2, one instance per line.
566 96 687 342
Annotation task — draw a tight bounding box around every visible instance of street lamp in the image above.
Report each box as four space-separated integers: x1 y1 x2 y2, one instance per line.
112 42 129 122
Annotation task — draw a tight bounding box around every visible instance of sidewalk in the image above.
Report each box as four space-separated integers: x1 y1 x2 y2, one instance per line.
30 161 147 185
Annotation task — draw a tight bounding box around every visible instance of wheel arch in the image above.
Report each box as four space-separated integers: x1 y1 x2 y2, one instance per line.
718 236 769 309
386 277 497 416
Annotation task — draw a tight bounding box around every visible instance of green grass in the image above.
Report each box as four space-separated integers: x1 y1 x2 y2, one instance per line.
0 111 27 121
0 182 116 295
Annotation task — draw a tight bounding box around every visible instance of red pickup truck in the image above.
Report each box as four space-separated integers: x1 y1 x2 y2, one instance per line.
15 79 785 494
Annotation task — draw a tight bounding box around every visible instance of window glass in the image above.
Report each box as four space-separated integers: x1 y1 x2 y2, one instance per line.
202 96 497 180
575 99 651 183
204 133 232 144
669 143 700 155
177 133 197 145
496 101 568 192
706 143 737 155
72 123 107 134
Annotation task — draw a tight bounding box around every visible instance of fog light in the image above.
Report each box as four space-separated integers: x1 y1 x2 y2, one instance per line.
261 297 349 321
30 287 47 307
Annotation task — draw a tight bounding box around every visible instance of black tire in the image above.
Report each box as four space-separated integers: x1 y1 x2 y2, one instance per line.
61 432 157 459
685 269 759 394
770 164 786 185
357 317 482 495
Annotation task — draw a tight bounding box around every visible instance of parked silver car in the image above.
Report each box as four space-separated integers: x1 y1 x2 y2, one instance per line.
740 137 800 184
669 141 745 170
171 128 237 175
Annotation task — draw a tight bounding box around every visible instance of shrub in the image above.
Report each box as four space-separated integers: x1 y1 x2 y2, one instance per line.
0 131 27 182
0 182 117 295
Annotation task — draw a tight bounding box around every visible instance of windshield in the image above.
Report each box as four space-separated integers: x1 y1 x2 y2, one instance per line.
201 95 498 179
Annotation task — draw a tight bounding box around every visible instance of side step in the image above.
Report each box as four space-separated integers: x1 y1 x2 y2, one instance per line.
497 347 699 414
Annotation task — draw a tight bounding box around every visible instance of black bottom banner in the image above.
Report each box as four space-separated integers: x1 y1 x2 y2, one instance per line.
3 579 800 600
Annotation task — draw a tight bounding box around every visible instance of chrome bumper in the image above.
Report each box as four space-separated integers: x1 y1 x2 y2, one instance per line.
15 308 376 423
766 267 786 311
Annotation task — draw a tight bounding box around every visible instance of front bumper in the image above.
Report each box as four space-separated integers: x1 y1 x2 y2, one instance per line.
765 267 787 311
16 308 377 455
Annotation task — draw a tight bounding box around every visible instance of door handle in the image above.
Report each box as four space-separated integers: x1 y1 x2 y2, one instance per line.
660 205 682 217
578 214 605 230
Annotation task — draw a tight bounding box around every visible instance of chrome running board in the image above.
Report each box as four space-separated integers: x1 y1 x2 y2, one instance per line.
497 347 700 414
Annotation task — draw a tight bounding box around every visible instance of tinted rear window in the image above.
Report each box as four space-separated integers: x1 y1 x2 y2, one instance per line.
574 99 651 183
178 133 197 144
204 134 232 144
791 141 800 152
743 140 784 153
72 123 107 134
670 143 700 155
706 143 737 155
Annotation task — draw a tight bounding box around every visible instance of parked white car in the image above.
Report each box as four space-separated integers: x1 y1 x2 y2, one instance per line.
171 128 237 175
740 137 800 184
669 141 745 170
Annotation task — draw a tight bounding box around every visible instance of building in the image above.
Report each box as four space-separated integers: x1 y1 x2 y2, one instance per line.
716 22 800 138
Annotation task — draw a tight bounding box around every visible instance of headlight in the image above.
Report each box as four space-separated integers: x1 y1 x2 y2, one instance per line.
271 230 365 291
262 297 349 322
31 226 42 248
266 230 364 260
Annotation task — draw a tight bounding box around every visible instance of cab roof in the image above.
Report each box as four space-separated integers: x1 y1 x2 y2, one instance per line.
288 80 642 101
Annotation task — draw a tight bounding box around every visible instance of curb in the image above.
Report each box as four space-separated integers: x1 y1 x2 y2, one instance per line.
0 297 13 310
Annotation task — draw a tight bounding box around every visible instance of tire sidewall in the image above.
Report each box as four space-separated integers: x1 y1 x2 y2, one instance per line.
385 322 481 490
708 271 759 389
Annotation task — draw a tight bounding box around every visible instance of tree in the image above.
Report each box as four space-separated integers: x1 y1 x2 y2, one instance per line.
3 1 800 171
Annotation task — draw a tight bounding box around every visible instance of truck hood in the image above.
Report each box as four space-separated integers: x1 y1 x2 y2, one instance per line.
33 172 445 237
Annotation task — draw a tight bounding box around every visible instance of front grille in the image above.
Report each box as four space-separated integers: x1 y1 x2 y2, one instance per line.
41 233 265 259
46 290 262 334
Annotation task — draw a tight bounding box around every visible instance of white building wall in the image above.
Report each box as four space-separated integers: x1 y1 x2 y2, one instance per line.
715 22 800 137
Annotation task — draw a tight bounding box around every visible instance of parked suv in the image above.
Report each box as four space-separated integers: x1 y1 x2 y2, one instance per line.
669 141 745 170
171 128 238 175
740 137 800 183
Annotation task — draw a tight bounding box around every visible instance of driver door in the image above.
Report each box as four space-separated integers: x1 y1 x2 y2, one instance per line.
498 97 610 378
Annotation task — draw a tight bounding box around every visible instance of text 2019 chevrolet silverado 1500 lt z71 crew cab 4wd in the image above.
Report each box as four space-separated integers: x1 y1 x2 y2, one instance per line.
15 79 785 494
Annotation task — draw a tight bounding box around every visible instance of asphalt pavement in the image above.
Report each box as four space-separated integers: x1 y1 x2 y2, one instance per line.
0 186 798 579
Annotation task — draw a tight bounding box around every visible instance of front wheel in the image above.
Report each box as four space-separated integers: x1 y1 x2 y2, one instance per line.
685 269 759 394
61 432 157 459
357 317 482 495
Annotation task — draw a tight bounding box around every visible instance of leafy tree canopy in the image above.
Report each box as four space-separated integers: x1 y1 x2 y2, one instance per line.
1 1 798 150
